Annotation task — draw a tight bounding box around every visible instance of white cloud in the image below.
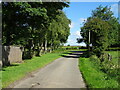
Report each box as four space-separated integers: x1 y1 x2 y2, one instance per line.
72 30 82 38
65 37 86 46
66 37 75 44
111 4 118 15
69 22 74 29
74 31 80 37
65 32 86 46
79 18 87 24
67 39 74 42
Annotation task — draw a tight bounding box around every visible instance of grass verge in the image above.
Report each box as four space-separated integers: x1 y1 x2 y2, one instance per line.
79 57 118 88
2 50 71 88
105 51 119 65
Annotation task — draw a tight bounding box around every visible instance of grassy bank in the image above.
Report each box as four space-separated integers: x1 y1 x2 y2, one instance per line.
105 51 119 65
79 49 119 88
2 50 71 88
79 57 118 88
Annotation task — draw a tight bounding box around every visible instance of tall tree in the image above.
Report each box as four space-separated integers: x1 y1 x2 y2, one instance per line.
77 5 119 49
91 5 119 47
81 17 110 57
2 2 70 58
47 11 70 50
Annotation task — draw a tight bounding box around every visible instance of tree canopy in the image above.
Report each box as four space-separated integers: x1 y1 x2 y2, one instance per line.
77 5 119 57
2 2 70 58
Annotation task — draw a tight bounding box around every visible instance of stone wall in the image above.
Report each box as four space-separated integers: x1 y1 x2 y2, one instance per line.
2 46 23 66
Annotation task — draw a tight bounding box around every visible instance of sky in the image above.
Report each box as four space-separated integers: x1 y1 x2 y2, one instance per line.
63 2 119 46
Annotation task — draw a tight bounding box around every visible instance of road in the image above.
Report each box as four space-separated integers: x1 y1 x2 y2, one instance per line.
12 51 86 88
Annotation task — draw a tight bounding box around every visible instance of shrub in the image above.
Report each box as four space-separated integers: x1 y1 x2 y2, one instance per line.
90 54 119 80
98 53 119 79
90 55 101 66
100 60 114 73
101 60 119 78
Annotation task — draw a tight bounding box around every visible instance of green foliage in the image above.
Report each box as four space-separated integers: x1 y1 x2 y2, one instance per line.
92 5 119 47
100 51 120 79
47 11 70 49
111 24 120 47
90 52 119 82
67 44 70 46
77 5 119 88
2 2 47 45
90 55 101 66
92 5 113 21
79 57 118 88
79 5 119 57
2 2 70 58
76 38 84 43
81 18 110 57
106 51 119 65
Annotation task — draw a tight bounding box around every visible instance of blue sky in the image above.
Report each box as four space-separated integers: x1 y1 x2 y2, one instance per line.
63 2 119 46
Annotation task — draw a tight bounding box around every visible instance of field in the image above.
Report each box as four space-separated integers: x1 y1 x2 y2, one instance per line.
105 51 119 65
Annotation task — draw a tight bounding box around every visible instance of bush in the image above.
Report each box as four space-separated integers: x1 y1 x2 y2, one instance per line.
100 60 114 73
22 50 34 59
79 57 118 88
98 53 119 79
89 54 119 80
90 55 101 66
100 60 119 79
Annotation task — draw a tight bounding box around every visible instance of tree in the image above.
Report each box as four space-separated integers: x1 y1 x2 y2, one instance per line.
2 2 70 58
47 11 70 50
2 2 49 58
80 17 110 56
2 2 47 45
78 5 119 48
41 2 70 52
91 5 119 47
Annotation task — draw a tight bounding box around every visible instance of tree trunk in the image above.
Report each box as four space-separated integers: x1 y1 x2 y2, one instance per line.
27 39 33 59
36 43 43 56
40 43 43 56
44 39 47 53
50 43 53 53
36 43 40 56
87 44 89 50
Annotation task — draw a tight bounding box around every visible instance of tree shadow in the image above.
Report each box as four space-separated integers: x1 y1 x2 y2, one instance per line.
9 64 19 67
106 49 120 51
61 55 80 58
1 63 20 71
61 50 86 58
60 51 71 56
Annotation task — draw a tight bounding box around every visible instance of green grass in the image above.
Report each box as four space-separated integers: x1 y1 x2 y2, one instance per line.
79 57 118 88
107 47 120 51
2 50 70 88
105 51 119 65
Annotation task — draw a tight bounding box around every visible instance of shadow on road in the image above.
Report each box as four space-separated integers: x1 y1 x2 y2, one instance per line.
61 50 86 58
61 55 80 58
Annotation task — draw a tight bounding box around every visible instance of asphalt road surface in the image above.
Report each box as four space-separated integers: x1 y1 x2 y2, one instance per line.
13 51 86 88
